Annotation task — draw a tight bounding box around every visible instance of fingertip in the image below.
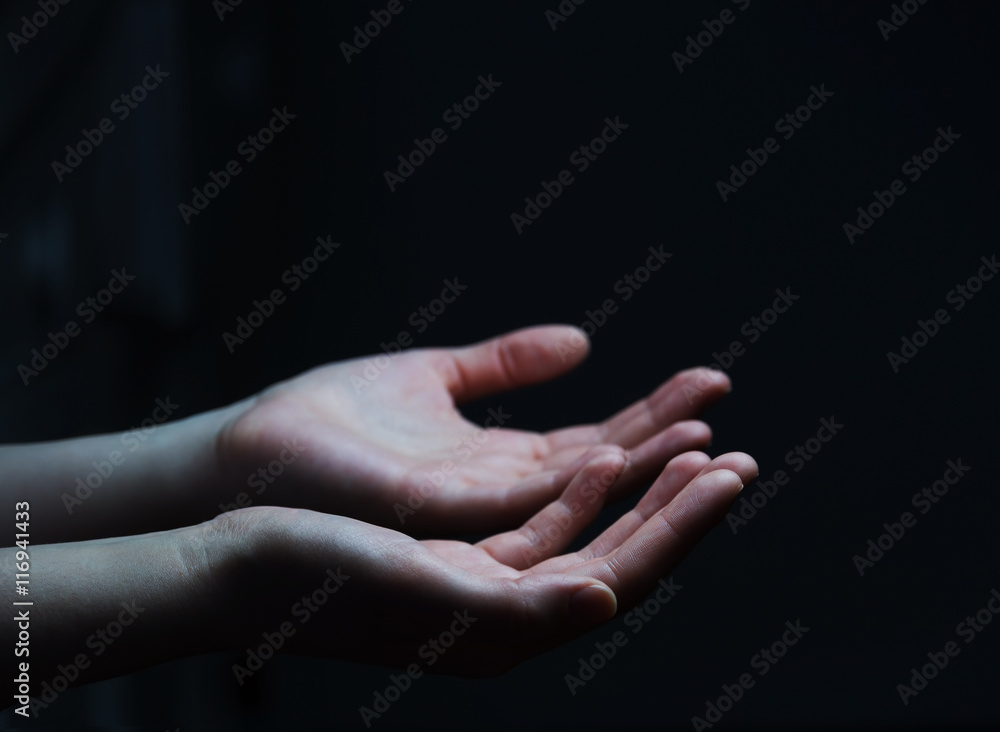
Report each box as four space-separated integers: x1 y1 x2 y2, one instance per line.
737 452 759 483
443 324 592 403
560 323 590 346
665 367 732 414
677 419 713 445
582 443 629 475
548 324 591 364
567 446 629 510
668 450 713 472
569 583 618 629
687 367 732 391
528 323 590 345
721 452 759 485
704 468 745 505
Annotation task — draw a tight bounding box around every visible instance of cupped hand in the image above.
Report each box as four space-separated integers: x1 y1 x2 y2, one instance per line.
219 449 758 676
215 325 732 532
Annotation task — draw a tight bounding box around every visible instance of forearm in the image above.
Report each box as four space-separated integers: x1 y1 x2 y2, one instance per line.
3 518 234 713
0 399 252 544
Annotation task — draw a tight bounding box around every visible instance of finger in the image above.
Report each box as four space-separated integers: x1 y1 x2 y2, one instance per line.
578 451 757 561
603 420 712 501
434 324 591 405
476 448 627 570
422 572 620 677
405 443 624 533
539 367 729 454
540 420 711 478
595 367 732 448
560 467 748 609
574 451 711 562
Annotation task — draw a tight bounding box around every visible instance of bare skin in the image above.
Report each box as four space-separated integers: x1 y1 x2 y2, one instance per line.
215 324 736 531
0 325 756 708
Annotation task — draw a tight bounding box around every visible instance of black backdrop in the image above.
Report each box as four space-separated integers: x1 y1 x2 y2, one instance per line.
1 1 998 729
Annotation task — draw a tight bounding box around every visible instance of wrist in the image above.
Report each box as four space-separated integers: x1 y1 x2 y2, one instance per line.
197 505 286 653
172 397 257 501
5 522 240 687
141 395 259 526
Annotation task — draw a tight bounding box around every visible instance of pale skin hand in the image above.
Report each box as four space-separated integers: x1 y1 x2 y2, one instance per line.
0 324 752 694
224 450 758 677
216 324 734 532
1 449 756 693
0 324 730 544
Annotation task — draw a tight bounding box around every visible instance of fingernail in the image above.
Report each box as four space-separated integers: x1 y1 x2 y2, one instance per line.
569 585 617 629
727 482 744 508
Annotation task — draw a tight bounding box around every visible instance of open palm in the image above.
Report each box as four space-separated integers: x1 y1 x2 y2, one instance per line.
215 325 733 532
235 449 757 677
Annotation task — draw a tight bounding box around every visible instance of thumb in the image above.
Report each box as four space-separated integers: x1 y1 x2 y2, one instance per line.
435 324 591 404
423 574 617 677
567 582 619 629
509 574 618 638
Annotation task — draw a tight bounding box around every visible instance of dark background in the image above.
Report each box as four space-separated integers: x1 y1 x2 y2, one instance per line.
1 0 998 729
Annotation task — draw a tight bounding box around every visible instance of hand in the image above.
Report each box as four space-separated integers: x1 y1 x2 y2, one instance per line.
214 325 733 532
220 449 758 677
